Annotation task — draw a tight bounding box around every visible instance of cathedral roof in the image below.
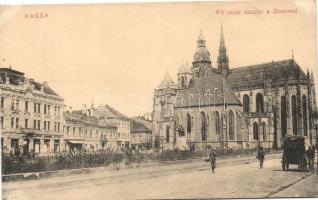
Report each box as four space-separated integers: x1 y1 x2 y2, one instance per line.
176 72 241 108
157 71 177 89
227 59 308 88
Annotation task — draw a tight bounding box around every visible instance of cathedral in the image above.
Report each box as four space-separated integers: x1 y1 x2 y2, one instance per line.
152 26 317 152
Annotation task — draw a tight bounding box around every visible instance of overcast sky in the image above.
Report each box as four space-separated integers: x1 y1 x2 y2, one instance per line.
0 0 316 117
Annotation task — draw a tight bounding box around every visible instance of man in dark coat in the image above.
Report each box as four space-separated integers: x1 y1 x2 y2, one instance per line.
257 147 265 168
209 148 217 174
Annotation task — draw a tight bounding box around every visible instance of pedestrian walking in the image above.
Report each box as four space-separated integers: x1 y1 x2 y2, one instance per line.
257 147 265 169
209 147 217 174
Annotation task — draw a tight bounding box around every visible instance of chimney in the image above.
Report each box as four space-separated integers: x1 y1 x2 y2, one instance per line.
5 76 9 84
41 85 44 92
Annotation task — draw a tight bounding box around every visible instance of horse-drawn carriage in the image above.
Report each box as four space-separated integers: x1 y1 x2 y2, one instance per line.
282 136 308 171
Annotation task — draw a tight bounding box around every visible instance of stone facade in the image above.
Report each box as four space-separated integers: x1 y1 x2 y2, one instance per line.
79 104 131 149
130 121 152 150
0 67 64 155
152 27 317 151
63 111 117 153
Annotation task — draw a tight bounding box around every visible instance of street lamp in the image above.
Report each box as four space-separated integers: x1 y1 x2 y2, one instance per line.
311 111 318 174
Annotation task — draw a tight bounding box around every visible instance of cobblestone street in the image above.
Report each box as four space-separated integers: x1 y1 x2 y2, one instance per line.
2 153 316 199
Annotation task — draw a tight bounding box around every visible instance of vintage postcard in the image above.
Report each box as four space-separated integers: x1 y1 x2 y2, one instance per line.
0 0 317 199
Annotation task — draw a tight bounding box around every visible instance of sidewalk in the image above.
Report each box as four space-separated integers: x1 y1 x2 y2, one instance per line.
2 151 282 182
271 173 318 197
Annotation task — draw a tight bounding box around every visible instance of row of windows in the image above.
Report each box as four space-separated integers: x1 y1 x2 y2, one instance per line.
0 116 60 132
64 126 117 139
0 97 61 116
252 122 267 140
242 93 264 113
281 94 308 136
167 110 236 143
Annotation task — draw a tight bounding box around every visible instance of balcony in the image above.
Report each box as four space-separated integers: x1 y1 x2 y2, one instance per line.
242 112 271 118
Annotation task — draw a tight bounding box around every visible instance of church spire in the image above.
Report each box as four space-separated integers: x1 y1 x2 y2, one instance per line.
220 25 225 50
217 25 229 76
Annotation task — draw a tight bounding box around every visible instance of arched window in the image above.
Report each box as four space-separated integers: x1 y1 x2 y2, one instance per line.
166 126 170 143
175 116 180 139
281 96 287 137
253 122 259 140
229 110 235 140
262 122 266 140
256 93 264 113
243 94 250 113
302 95 308 136
181 76 185 88
292 95 297 135
201 112 207 141
215 111 220 135
186 113 191 134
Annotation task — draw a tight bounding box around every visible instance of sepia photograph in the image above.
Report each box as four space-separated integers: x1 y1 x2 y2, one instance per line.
0 0 318 199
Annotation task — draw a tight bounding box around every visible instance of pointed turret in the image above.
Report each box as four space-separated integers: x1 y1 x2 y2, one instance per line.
217 26 229 76
157 71 177 89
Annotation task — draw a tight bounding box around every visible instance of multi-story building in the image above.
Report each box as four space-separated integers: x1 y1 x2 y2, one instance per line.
152 27 317 151
93 104 131 149
63 111 117 153
130 120 152 150
0 67 64 155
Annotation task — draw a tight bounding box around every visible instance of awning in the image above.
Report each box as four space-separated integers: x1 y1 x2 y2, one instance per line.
66 140 84 144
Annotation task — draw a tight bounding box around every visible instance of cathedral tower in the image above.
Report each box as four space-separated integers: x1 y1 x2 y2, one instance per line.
192 30 212 79
217 26 229 76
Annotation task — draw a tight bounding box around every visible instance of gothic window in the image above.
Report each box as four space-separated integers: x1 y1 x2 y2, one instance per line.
181 76 185 88
253 122 259 140
186 113 191 134
302 95 308 136
256 93 264 113
229 110 235 140
292 95 297 135
166 126 170 143
281 96 287 137
173 116 182 143
262 122 266 140
191 116 194 131
201 112 207 141
243 94 250 113
215 111 220 135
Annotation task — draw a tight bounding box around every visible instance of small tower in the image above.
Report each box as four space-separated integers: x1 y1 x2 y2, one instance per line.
217 26 229 76
152 71 178 149
192 30 212 79
177 61 192 89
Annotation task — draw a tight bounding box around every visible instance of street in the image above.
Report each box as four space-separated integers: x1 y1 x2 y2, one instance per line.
2 153 317 199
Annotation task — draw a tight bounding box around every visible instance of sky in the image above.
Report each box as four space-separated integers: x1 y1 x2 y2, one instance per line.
0 0 316 117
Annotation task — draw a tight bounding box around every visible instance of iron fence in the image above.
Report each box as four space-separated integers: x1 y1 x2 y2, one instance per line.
1 148 272 175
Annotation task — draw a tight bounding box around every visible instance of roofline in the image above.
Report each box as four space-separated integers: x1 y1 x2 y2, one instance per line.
230 59 293 71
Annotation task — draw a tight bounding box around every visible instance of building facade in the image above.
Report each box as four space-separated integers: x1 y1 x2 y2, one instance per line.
130 121 152 150
152 27 317 151
0 67 64 155
79 104 131 149
63 111 117 153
